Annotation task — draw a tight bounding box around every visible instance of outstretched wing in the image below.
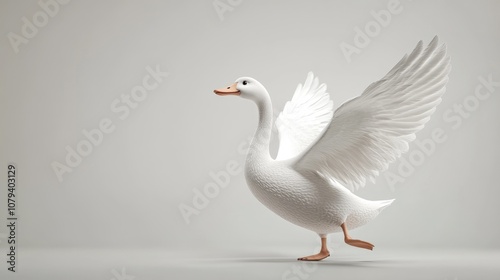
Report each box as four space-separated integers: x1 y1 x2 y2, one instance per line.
294 36 451 189
275 72 334 161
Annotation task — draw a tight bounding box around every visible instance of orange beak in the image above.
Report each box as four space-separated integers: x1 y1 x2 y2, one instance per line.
214 82 240 96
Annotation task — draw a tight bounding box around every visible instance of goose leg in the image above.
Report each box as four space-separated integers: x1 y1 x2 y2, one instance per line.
297 236 330 261
341 223 374 250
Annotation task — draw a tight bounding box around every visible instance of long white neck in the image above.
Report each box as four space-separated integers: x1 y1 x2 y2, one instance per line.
247 94 274 163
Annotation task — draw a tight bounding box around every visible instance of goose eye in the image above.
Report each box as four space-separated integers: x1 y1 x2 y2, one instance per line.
242 81 248 85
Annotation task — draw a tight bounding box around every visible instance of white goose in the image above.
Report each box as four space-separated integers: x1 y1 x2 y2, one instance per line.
214 37 450 261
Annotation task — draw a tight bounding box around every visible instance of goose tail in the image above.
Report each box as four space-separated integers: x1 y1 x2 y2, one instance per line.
375 199 395 213
344 198 395 231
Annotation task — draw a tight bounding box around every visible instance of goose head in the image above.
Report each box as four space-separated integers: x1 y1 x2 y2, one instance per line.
214 77 269 103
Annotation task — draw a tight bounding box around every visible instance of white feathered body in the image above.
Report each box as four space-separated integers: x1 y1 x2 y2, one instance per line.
245 156 393 235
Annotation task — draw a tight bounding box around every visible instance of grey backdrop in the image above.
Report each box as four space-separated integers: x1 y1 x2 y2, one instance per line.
1 0 500 279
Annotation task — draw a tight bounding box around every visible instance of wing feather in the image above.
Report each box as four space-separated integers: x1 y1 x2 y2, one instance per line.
275 72 334 161
294 36 451 189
